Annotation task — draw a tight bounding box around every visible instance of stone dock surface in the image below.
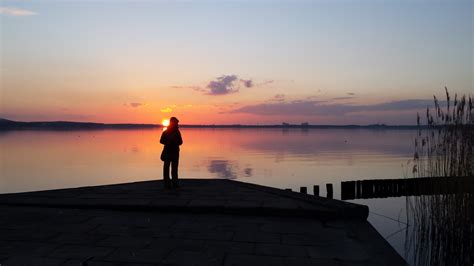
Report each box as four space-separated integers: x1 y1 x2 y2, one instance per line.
0 179 405 266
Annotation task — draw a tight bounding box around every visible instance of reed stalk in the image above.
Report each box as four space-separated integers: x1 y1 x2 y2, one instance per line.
406 88 473 265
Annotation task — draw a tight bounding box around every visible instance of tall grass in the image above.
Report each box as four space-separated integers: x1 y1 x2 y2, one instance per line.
406 88 473 265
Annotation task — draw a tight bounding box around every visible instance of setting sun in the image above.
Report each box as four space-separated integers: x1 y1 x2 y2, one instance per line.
162 119 170 131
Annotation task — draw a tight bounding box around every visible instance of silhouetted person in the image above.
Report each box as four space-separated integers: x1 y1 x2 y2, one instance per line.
160 117 183 189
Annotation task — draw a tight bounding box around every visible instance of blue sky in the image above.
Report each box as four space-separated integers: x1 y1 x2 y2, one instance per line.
1 0 472 124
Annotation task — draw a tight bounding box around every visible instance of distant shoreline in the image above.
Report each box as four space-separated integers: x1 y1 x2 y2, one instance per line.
0 118 424 130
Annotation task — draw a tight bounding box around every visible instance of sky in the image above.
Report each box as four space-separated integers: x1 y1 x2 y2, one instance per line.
0 0 472 125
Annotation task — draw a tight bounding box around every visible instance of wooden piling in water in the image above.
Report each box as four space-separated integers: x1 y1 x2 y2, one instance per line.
356 180 362 198
313 185 319 196
326 183 333 199
340 176 474 200
340 181 354 200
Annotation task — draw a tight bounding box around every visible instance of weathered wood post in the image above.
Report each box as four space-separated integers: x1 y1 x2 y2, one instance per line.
300 187 307 194
326 183 333 199
345 181 356 200
391 179 396 196
356 180 362 198
341 182 348 200
364 180 371 198
313 185 319 196
361 180 370 198
351 181 356 199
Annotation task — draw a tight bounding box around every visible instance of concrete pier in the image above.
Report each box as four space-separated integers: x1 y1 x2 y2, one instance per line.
0 179 405 265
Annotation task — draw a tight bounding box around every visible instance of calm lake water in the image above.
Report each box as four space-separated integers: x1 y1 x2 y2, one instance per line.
0 128 417 261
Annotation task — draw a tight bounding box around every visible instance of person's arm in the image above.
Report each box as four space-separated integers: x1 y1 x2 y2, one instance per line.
177 131 183 146
160 131 167 145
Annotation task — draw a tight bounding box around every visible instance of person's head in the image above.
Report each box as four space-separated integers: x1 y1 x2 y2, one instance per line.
169 117 179 127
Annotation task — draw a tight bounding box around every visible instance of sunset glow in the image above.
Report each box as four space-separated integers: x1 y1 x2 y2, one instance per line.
0 2 471 263
0 1 471 125
162 119 169 131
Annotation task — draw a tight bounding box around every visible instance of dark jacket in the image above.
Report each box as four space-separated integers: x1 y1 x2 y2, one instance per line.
160 126 183 161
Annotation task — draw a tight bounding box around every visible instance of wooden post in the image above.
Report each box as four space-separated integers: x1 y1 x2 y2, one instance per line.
341 181 352 200
361 180 370 198
313 185 319 196
356 180 362 199
351 181 357 199
326 183 333 199
340 182 346 200
300 187 307 194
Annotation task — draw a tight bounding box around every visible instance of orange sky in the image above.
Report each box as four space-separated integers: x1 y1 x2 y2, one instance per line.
1 1 472 125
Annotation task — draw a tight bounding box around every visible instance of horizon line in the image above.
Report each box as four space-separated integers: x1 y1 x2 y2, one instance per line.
0 117 419 127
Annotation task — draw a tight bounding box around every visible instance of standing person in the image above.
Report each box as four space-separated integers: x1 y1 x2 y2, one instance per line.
160 117 183 189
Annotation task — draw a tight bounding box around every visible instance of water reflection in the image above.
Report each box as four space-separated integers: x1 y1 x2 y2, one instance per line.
129 146 140 154
206 160 254 179
235 128 415 158
0 128 417 194
207 160 238 179
0 128 420 262
244 167 252 177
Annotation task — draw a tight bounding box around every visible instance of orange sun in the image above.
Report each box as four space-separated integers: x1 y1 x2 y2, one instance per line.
162 119 170 131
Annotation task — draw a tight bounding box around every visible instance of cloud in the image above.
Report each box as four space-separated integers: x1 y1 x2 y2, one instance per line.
206 75 239 95
170 85 204 92
171 75 264 96
257 80 274 86
230 99 437 116
331 96 355 101
347 92 356 96
205 74 257 95
130 103 143 108
125 102 146 108
160 107 172 113
240 79 253 88
270 94 285 102
0 7 36 16
172 75 261 96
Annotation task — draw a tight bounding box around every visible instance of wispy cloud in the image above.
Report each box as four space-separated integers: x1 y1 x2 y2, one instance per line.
124 102 146 108
0 7 36 16
230 99 437 116
257 80 274 87
331 96 355 101
269 94 285 102
170 85 203 92
161 107 172 113
240 79 253 88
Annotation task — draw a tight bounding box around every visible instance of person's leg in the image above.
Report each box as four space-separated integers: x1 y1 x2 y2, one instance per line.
163 160 171 188
171 159 179 188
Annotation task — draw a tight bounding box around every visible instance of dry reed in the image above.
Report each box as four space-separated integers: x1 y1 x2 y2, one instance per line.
406 88 473 265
